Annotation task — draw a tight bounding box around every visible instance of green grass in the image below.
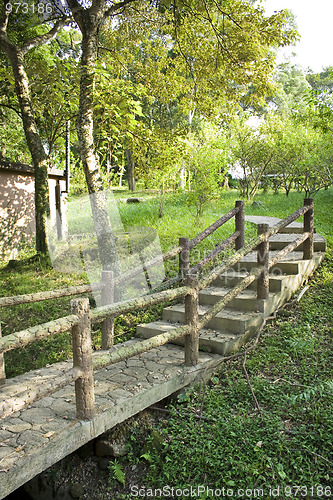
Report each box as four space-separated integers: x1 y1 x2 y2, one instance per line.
105 247 333 499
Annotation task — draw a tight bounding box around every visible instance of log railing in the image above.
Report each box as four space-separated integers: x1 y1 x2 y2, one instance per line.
0 199 315 421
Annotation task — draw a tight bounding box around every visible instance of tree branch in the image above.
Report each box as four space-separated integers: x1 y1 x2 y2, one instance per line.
21 17 70 54
104 0 137 19
0 102 22 118
0 2 10 32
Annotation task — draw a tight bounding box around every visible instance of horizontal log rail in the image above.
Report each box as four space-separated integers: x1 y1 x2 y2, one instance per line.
0 199 316 421
0 283 103 308
0 286 191 355
190 231 239 275
0 201 243 309
92 323 193 371
114 245 183 287
0 367 81 420
90 285 191 323
0 315 80 355
188 206 239 249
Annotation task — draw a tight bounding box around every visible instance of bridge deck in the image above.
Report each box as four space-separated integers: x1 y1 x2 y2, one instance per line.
0 341 219 499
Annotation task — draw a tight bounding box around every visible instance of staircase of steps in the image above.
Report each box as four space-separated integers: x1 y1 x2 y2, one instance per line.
136 224 326 356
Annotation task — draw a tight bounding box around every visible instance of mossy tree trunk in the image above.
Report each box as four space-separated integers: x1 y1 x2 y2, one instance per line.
0 9 68 254
67 0 136 270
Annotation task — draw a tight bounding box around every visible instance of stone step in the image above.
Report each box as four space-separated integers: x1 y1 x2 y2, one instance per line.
232 251 302 275
279 226 304 234
269 233 326 252
136 320 241 355
199 286 266 312
213 271 286 292
162 304 263 334
234 251 324 276
245 216 315 235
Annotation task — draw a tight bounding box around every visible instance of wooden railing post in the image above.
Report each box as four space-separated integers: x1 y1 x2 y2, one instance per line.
71 298 95 420
0 321 5 386
184 272 199 366
257 223 269 304
179 237 190 280
303 198 314 260
101 270 114 350
235 200 245 250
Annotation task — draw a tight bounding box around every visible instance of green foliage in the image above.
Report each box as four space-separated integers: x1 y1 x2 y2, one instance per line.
108 459 126 485
186 122 230 216
269 62 311 115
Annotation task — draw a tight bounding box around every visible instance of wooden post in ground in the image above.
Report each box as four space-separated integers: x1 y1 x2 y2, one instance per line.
179 237 190 280
257 223 269 303
303 198 314 260
0 321 6 386
184 272 199 366
71 298 95 420
101 270 114 350
235 200 245 250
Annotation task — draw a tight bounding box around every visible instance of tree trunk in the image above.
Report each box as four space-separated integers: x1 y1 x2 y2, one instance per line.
2 46 50 254
126 148 136 191
76 19 118 271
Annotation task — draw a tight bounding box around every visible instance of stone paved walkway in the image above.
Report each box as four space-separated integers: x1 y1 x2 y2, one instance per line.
0 340 219 499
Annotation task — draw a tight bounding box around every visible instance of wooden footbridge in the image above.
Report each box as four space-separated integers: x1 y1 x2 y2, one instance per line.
0 199 326 499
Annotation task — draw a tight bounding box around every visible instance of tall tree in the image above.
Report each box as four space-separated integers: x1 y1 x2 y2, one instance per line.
56 0 296 266
0 2 68 253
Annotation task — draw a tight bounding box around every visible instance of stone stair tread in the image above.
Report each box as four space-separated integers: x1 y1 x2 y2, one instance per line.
269 233 325 242
268 233 326 252
217 270 288 279
200 286 258 298
137 320 239 341
239 250 323 263
163 303 261 320
199 286 274 306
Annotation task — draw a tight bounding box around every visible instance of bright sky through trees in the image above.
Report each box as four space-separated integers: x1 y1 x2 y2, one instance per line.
263 0 333 72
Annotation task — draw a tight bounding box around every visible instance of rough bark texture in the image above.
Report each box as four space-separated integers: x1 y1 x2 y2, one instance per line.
0 367 80 420
0 9 68 254
190 232 238 275
0 43 49 253
198 268 262 331
268 232 310 268
199 204 311 290
67 1 118 271
189 207 238 249
184 274 199 366
126 148 136 191
0 321 5 386
91 285 190 323
179 237 190 282
0 315 79 355
0 284 102 308
235 200 245 250
303 198 314 260
71 298 95 421
257 223 269 301
92 323 193 371
101 270 114 350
